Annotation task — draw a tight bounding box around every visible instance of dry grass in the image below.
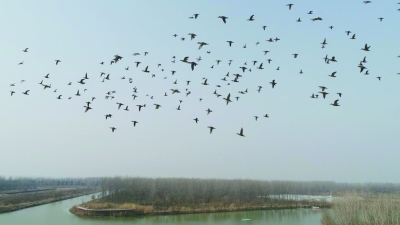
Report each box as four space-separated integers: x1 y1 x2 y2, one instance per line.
322 192 400 225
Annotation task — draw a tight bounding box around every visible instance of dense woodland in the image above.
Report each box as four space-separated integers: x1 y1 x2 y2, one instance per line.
0 177 100 192
98 177 400 211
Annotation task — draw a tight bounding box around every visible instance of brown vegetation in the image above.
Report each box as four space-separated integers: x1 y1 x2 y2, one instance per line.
322 192 400 225
71 177 335 217
0 187 97 213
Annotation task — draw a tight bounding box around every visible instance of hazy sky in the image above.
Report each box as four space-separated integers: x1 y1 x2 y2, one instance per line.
1 0 399 182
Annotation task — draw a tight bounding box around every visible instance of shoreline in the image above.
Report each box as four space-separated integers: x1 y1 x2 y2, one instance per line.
0 190 98 214
70 202 331 218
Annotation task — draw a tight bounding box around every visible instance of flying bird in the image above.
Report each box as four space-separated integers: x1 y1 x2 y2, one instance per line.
197 42 208 50
218 16 228 24
270 80 277 88
208 126 216 134
237 128 245 137
331 99 340 106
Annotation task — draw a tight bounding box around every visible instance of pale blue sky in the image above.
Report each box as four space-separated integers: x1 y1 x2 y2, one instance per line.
1 0 399 182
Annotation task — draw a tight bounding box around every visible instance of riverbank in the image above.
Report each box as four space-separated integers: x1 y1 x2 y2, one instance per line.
0 188 98 213
70 199 331 217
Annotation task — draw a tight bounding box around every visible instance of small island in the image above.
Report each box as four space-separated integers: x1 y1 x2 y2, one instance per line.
70 177 332 217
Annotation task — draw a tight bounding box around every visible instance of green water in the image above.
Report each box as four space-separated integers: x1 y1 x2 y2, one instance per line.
0 194 326 225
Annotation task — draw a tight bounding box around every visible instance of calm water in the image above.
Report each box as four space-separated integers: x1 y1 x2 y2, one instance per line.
0 194 326 225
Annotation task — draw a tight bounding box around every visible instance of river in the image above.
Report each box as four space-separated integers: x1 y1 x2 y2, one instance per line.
0 194 327 225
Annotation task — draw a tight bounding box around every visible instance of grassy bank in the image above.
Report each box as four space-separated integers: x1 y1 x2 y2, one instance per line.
0 187 98 213
70 198 331 217
321 192 400 225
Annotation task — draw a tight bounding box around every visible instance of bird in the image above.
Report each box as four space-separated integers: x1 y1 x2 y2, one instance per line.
377 77 381 81
319 86 328 91
207 126 216 134
328 71 337 78
197 42 208 50
23 48 29 52
237 128 245 137
137 104 145 112
116 102 124 110
270 80 277 88
22 90 30 95
331 99 340 106
361 43 371 51
154 104 161 109
84 106 92 113
319 91 329 99
194 118 199 123
131 121 138 127
337 93 342 97
75 90 80 96
10 91 15 96
247 15 255 21
223 93 232 105
110 127 117 132
378 17 384 22
188 33 197 40
142 66 150 73
218 16 228 24
55 60 61 65
227 41 234 47
287 4 293 10
262 25 267 30
206 108 212 115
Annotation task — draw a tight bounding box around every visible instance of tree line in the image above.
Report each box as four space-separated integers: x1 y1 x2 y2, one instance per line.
98 177 400 211
0 177 101 192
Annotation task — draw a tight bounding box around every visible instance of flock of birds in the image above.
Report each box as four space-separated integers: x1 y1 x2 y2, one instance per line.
8 2 400 137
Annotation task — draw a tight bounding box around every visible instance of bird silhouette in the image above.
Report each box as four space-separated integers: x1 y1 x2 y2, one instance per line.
237 128 245 137
218 16 228 24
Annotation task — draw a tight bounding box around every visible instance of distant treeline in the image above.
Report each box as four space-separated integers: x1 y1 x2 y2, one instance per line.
98 177 400 210
0 177 100 192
